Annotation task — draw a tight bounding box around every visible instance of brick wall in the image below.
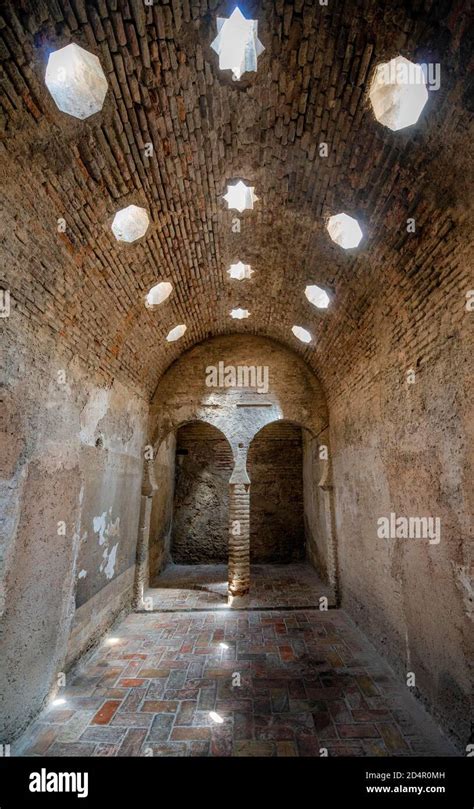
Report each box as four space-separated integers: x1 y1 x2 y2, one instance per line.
1 0 472 751
171 421 233 564
248 422 305 563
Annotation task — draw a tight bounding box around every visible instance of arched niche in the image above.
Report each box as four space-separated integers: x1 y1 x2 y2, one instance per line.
154 420 233 573
136 335 334 600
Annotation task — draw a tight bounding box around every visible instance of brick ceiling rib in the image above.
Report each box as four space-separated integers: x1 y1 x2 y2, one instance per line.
1 0 473 400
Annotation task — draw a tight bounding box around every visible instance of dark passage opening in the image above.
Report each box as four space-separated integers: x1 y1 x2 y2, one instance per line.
247 422 305 562
170 421 233 564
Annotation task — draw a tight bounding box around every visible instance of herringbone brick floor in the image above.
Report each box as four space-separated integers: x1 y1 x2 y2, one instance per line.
15 604 456 757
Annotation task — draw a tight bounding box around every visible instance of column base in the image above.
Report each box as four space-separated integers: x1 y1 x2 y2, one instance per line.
228 584 249 597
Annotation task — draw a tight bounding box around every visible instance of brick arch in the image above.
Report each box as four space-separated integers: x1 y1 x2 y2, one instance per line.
149 333 329 456
137 334 330 598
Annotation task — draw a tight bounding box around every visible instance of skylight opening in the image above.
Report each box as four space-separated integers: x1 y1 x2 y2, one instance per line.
112 205 149 243
227 261 254 280
145 281 173 308
223 181 258 213
369 56 429 131
166 324 187 342
45 43 108 120
211 7 264 81
305 285 330 309
292 325 312 344
327 213 363 250
230 308 250 319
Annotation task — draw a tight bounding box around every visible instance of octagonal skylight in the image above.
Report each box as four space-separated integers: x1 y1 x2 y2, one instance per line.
227 261 254 280
327 213 363 250
211 7 264 81
230 308 250 319
45 43 108 120
112 205 149 243
223 181 258 213
166 324 187 342
145 282 172 308
369 56 428 131
305 285 330 309
292 326 312 344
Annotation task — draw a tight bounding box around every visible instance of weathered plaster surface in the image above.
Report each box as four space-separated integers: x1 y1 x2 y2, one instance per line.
331 342 473 749
0 322 147 740
150 334 328 454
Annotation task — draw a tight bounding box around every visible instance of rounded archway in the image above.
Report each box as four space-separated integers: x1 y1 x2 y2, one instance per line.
247 420 306 563
171 421 234 564
148 420 233 583
142 334 331 599
246 417 337 604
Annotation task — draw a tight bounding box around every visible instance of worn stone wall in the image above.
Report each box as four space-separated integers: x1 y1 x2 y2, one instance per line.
149 432 176 580
150 334 328 453
303 429 331 582
330 305 473 750
171 422 233 564
0 317 147 740
247 422 305 563
1 0 472 752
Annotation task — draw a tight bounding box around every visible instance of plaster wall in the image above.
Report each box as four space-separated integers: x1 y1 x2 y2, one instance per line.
0 320 147 739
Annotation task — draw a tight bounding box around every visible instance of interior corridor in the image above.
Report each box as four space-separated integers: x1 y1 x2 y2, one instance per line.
1 0 472 764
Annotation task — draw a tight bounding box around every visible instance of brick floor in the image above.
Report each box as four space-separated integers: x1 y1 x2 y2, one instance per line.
147 563 335 610
14 607 456 757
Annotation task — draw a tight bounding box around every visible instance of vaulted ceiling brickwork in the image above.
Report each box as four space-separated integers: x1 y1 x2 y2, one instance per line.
1 0 473 399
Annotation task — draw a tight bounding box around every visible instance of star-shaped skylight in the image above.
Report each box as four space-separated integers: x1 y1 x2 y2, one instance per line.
227 261 254 280
223 181 258 212
211 7 264 81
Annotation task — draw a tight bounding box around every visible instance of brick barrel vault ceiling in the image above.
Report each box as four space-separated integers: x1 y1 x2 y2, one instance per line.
1 0 473 400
